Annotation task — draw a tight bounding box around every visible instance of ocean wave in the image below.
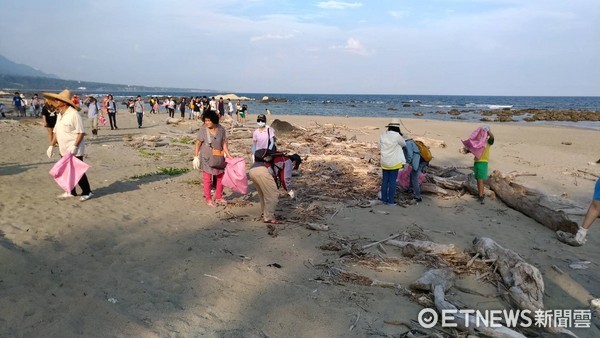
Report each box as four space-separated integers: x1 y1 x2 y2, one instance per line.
465 103 513 109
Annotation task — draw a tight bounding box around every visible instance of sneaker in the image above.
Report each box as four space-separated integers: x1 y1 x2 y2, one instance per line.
57 192 75 198
206 200 217 207
80 192 93 201
415 197 422 202
478 196 485 204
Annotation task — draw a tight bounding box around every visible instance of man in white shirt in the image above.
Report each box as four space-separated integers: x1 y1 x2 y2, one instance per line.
44 89 93 201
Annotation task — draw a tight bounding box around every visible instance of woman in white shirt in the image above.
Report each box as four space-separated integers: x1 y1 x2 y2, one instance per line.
378 118 406 205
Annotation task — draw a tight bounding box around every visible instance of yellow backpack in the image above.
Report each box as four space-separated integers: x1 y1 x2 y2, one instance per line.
414 140 432 162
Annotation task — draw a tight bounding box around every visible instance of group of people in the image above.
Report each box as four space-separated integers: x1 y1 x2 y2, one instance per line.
37 89 597 244
379 119 493 205
378 117 598 246
11 92 43 117
192 111 300 224
148 95 248 124
379 118 431 204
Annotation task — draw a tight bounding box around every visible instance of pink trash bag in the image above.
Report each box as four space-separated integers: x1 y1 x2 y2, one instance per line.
462 127 488 160
99 115 108 126
49 152 90 193
222 157 248 194
397 165 426 191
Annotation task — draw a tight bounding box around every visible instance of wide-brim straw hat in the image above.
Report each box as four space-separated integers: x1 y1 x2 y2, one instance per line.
387 118 401 127
43 89 81 111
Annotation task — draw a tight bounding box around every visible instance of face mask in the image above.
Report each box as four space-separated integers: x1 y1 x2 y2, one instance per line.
257 122 266 127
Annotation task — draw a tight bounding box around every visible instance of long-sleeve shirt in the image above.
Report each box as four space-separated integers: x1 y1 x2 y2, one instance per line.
379 131 406 169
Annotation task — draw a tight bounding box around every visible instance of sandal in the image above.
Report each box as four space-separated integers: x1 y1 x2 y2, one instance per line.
263 219 281 224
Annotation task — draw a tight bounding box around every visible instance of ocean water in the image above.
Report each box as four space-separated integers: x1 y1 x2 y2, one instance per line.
85 92 600 129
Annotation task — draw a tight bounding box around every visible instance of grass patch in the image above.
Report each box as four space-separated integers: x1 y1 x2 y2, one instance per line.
139 149 163 158
130 167 190 179
156 167 190 176
172 136 194 144
130 172 155 179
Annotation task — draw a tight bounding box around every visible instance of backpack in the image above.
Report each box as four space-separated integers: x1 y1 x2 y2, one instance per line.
414 140 432 162
264 153 290 190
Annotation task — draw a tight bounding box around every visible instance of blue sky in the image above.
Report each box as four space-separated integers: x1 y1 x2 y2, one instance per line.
0 0 598 96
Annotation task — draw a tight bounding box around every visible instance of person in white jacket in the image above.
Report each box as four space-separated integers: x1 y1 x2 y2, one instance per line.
379 118 406 205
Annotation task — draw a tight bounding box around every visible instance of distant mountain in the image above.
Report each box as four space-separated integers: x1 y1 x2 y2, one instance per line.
0 74 217 94
0 54 60 78
0 54 217 94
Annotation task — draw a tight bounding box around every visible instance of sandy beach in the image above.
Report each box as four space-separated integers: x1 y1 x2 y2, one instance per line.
1 109 599 337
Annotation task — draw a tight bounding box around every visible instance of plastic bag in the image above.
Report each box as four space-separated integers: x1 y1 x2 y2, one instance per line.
461 127 488 159
49 152 90 192
222 157 248 194
397 165 425 191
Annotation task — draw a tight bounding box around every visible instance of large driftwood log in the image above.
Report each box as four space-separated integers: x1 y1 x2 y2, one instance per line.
473 237 544 311
420 183 451 196
473 237 576 337
411 269 526 338
487 171 578 233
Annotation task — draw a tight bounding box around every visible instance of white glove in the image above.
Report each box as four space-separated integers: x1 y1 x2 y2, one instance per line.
46 146 54 158
192 156 200 170
574 227 588 244
68 145 78 155
250 154 255 164
288 189 296 199
482 125 491 132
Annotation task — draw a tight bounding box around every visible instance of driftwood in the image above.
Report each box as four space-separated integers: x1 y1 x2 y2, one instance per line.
361 233 401 250
410 268 455 292
473 237 577 337
385 239 456 255
305 223 330 231
413 136 446 148
473 237 544 311
424 167 579 235
165 117 183 124
420 183 451 196
487 170 579 233
411 269 526 338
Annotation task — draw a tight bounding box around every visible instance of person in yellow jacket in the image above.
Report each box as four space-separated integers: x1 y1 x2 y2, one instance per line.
378 118 406 205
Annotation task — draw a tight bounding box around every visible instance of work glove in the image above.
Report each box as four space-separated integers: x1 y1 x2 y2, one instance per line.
68 145 78 155
46 146 54 158
192 156 200 170
482 125 491 132
250 154 255 164
288 189 296 199
574 227 588 244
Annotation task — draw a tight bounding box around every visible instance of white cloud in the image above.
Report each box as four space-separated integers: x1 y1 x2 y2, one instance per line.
331 38 373 56
317 1 362 10
249 34 295 43
388 10 407 19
